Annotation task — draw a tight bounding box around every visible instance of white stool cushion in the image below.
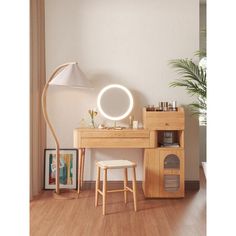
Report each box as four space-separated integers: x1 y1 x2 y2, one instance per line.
96 160 136 169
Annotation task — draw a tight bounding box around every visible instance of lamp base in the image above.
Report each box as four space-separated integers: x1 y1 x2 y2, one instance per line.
53 189 79 200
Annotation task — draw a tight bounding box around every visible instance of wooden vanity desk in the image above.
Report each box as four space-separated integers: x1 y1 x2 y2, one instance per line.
74 107 185 198
73 128 156 193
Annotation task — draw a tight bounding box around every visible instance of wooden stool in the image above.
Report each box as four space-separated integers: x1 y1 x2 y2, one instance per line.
95 160 137 215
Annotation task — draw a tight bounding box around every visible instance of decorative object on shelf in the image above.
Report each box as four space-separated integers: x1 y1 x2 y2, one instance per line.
146 105 155 111
163 102 168 111
88 108 98 128
133 120 139 129
129 115 134 128
169 53 207 124
163 131 174 144
97 84 133 127
145 101 178 112
44 149 78 190
79 118 87 128
98 124 105 129
41 62 92 199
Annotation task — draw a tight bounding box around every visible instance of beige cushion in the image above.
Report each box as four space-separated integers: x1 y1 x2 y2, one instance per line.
96 160 136 169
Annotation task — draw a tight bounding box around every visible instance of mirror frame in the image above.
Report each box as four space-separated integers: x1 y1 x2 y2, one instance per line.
97 84 134 121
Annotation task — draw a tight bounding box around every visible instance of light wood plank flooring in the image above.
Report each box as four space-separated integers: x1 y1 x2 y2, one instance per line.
30 168 206 236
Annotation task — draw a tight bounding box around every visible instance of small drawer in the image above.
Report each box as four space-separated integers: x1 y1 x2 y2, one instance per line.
143 107 184 130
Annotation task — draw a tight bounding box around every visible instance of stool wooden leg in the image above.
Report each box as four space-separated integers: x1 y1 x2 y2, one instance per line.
103 168 107 215
124 168 128 203
132 167 137 212
95 166 100 207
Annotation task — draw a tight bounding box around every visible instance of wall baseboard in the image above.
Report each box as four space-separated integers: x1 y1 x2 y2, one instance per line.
81 180 200 191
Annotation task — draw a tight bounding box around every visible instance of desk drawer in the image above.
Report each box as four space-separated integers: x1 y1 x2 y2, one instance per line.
78 130 150 138
73 128 156 148
80 137 151 148
143 108 184 130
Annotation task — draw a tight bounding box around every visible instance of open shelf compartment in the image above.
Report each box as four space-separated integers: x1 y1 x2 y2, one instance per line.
157 130 184 148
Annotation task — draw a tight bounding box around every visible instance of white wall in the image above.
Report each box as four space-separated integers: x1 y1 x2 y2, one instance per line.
45 0 199 181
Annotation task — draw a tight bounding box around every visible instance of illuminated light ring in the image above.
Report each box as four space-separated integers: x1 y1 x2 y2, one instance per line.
97 84 134 121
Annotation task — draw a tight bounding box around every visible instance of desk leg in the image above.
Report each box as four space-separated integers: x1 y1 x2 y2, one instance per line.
78 148 83 194
80 148 85 188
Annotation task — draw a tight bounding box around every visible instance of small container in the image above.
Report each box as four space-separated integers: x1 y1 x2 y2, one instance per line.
172 101 177 111
163 102 168 111
129 115 134 128
172 101 177 109
133 120 138 129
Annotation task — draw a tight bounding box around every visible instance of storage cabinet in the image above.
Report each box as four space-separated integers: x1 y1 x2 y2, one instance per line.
142 107 185 198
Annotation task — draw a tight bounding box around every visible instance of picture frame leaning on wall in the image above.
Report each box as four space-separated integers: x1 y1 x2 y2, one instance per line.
44 149 78 190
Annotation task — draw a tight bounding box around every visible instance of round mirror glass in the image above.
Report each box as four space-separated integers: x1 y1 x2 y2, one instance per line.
97 84 133 121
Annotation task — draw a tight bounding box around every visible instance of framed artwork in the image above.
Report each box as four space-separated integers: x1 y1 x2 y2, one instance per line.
44 149 78 190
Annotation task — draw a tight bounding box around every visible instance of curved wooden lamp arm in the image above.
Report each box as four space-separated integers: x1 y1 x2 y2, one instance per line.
41 62 72 195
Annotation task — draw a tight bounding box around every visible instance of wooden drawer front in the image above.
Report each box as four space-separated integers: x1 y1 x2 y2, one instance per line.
143 108 184 130
80 137 151 148
73 129 156 148
78 129 150 138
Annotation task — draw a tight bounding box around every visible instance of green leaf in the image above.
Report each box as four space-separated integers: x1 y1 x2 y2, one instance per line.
169 56 207 124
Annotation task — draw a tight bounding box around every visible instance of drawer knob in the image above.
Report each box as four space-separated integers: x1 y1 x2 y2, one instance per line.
165 123 169 126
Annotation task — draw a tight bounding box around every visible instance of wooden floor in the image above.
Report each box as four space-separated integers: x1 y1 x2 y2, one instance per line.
30 169 206 236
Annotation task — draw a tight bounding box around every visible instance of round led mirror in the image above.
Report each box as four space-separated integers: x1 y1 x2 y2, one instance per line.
97 84 133 121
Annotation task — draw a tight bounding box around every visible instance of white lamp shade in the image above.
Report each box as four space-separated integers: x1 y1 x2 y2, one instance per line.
49 62 92 88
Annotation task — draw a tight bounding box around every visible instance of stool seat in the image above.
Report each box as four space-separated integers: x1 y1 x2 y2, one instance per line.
96 160 136 169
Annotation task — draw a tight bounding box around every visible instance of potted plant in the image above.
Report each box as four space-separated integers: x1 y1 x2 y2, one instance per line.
169 53 207 125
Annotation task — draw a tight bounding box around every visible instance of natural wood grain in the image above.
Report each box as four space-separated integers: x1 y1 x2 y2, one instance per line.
179 130 185 148
96 161 137 215
132 167 137 212
143 148 184 198
142 107 185 198
95 166 100 207
80 148 85 188
143 149 160 197
42 63 70 194
77 148 83 194
124 168 128 203
143 107 185 130
103 169 107 215
73 128 156 148
30 168 206 236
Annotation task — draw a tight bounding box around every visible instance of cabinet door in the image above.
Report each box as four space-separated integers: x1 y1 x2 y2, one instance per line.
143 149 159 197
159 149 184 198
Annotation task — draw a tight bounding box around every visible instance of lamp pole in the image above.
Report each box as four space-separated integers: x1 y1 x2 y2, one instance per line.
41 63 71 195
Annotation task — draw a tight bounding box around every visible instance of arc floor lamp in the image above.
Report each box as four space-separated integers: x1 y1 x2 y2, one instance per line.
41 62 92 199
